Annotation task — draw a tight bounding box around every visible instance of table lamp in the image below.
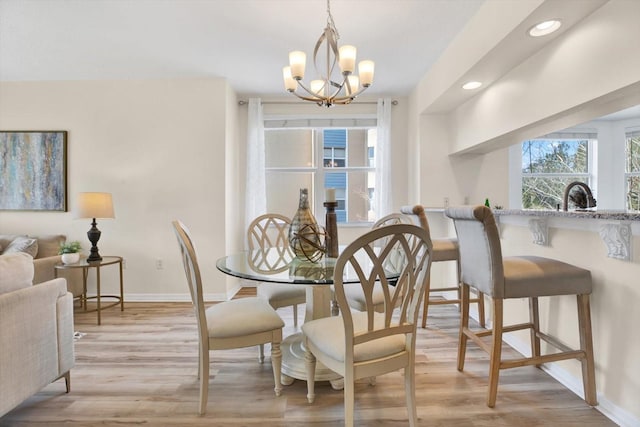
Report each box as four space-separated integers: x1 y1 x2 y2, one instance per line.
75 192 115 262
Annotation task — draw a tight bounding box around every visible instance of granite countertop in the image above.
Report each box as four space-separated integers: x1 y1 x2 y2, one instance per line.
493 209 640 221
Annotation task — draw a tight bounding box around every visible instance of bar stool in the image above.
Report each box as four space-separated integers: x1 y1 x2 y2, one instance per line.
445 205 597 408
400 205 485 328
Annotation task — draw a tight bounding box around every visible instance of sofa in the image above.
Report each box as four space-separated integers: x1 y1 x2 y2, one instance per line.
0 234 83 297
0 252 75 417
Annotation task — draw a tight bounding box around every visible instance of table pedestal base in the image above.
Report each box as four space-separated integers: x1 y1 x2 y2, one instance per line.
281 332 344 390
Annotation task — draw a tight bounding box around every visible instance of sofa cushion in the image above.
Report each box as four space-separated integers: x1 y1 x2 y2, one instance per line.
2 236 38 258
0 252 34 294
33 235 66 259
0 235 20 254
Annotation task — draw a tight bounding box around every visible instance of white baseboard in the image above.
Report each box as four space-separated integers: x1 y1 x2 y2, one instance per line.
106 293 230 302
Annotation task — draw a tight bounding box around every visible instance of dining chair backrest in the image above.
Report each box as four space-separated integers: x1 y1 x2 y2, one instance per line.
371 213 418 280
445 205 505 298
333 224 433 352
172 220 208 341
247 213 291 251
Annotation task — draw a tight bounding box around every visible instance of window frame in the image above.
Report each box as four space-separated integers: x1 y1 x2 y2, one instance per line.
510 134 596 209
264 125 377 225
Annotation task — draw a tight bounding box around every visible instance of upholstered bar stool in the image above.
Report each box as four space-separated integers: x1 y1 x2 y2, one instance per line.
445 205 597 408
400 205 485 328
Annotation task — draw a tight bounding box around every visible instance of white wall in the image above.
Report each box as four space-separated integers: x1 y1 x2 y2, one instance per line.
0 78 236 300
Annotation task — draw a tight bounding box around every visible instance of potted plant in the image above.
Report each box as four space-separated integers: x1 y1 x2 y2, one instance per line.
59 241 82 264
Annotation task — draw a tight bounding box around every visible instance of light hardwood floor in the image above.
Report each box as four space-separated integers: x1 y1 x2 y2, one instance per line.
1 290 615 426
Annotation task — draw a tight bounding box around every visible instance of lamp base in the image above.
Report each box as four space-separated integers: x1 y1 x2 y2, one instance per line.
87 218 103 262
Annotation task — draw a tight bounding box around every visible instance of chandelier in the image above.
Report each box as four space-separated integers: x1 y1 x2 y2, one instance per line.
282 0 375 107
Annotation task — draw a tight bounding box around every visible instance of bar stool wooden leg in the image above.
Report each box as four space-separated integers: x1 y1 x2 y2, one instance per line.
577 294 597 406
457 284 470 372
529 297 541 367
487 298 503 408
477 290 486 328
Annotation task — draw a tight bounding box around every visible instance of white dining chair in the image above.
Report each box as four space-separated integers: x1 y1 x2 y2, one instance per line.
173 220 284 415
248 213 306 327
302 223 433 427
343 212 415 312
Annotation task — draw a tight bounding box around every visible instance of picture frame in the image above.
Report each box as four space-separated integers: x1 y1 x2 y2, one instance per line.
0 130 68 211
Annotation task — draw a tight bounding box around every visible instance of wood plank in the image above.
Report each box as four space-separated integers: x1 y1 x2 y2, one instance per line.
0 291 615 426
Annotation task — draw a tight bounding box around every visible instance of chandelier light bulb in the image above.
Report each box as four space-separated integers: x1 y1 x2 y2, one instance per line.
338 45 356 74
347 75 359 95
311 80 325 95
358 60 375 87
289 51 306 80
283 66 297 92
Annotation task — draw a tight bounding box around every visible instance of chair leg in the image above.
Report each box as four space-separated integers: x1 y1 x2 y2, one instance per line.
577 294 598 406
487 298 503 408
404 364 417 427
293 304 298 328
457 283 470 372
64 371 71 393
344 369 355 427
477 291 486 328
259 344 265 363
271 340 283 397
305 345 316 403
529 297 541 366
421 275 432 328
198 347 209 415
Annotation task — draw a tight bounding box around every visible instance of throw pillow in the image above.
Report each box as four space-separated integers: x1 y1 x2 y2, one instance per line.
0 252 34 294
3 236 39 258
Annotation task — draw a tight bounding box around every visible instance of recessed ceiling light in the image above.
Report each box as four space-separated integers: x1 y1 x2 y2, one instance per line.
462 81 482 90
528 19 562 37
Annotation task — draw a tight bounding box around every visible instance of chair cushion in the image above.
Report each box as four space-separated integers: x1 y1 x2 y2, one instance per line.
343 282 393 312
257 283 306 303
205 297 284 339
302 311 406 363
0 252 35 294
431 238 458 262
2 236 38 258
503 256 592 298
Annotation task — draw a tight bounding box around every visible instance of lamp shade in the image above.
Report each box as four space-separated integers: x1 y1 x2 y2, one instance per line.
74 192 115 219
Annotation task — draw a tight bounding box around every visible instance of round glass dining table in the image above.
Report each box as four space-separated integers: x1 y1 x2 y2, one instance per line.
216 247 397 388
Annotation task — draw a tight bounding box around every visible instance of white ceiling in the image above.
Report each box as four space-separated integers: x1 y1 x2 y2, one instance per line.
0 0 485 97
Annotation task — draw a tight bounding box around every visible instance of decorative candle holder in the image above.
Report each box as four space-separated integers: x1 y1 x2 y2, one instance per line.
324 201 339 258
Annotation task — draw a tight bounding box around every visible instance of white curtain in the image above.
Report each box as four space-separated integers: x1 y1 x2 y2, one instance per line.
245 98 266 237
375 98 392 218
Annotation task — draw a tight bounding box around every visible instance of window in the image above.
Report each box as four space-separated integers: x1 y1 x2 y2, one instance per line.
625 130 640 210
265 126 377 224
520 136 594 209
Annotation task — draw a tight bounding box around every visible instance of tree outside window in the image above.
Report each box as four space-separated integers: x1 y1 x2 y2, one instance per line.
521 139 591 209
625 132 640 211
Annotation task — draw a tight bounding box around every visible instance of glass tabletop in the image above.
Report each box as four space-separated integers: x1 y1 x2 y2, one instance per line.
216 247 399 285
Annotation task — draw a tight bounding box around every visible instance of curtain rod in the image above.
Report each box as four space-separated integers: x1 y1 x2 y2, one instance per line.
238 100 398 106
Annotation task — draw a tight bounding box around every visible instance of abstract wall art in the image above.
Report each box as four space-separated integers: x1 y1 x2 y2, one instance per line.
0 131 68 211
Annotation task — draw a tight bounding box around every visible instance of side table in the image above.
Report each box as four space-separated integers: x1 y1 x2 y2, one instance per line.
55 256 124 325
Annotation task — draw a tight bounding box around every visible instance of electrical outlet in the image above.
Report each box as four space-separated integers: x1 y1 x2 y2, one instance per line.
156 259 163 270
122 259 127 269
443 197 449 208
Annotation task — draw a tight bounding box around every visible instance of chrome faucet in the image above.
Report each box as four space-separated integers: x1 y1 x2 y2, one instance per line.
562 181 597 211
